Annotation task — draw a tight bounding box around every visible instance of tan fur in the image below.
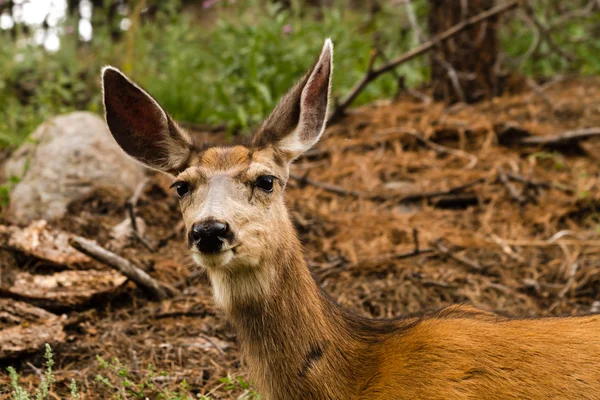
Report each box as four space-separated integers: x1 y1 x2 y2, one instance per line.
101 40 600 400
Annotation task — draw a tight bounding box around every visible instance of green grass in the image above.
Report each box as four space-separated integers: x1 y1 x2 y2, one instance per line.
0 0 597 147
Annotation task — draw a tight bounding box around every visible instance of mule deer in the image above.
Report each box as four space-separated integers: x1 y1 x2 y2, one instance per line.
102 40 600 399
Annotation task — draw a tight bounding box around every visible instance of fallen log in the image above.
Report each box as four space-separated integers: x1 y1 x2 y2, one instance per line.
0 299 66 359
0 221 92 269
1 270 127 310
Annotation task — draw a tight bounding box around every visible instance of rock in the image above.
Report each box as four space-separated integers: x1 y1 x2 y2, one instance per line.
4 112 145 224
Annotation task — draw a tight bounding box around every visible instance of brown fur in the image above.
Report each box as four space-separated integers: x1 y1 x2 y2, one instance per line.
101 40 600 400
180 146 600 400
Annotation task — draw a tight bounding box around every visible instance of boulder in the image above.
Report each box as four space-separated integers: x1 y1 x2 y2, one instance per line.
4 112 145 224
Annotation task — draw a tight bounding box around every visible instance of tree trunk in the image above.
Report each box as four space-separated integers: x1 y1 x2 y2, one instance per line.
428 0 501 104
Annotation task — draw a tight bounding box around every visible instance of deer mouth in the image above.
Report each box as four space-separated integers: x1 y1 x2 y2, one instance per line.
190 242 241 269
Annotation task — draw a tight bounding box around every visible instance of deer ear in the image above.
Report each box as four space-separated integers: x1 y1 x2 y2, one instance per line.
252 39 333 161
101 67 193 175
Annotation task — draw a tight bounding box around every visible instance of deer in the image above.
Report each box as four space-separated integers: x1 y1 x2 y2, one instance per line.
101 39 600 399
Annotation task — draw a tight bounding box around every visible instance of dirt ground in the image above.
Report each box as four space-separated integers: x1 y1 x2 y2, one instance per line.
1 76 599 398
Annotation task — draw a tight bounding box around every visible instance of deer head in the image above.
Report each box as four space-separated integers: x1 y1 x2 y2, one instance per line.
102 39 333 308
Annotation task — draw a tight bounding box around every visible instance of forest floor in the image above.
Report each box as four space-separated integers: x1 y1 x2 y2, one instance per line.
1 76 599 399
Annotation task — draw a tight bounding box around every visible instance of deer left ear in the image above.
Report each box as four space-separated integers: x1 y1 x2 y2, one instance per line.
101 66 193 175
252 39 333 161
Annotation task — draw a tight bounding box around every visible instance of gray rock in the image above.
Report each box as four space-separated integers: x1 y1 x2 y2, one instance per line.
4 112 145 224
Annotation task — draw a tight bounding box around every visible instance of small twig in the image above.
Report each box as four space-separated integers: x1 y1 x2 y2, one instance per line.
26 362 43 379
513 10 541 67
133 230 156 253
397 176 487 203
505 171 574 194
522 4 576 63
558 262 580 298
495 239 600 247
421 279 458 289
199 333 226 356
497 167 526 204
516 127 600 146
69 236 175 300
398 128 478 168
290 172 486 204
289 173 368 199
412 228 420 253
432 239 483 272
432 53 467 104
329 0 518 122
126 178 149 234
526 77 556 112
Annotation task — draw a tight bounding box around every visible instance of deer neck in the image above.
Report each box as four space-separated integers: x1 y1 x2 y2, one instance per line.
206 219 363 398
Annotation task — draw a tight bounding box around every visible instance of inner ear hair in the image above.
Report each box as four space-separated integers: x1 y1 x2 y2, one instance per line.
102 66 194 175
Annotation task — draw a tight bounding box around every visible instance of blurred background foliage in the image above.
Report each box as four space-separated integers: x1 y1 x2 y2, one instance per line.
0 0 598 146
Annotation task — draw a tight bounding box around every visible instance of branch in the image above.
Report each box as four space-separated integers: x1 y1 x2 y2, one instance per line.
432 239 483 272
522 4 576 63
290 172 487 204
328 0 519 122
517 127 600 146
505 171 574 194
397 176 487 203
497 167 525 204
69 236 175 300
289 172 368 199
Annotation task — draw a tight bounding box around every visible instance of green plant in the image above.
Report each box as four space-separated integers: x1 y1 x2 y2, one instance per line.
6 344 63 400
528 151 566 170
0 0 597 147
0 175 20 210
95 356 198 399
219 373 261 399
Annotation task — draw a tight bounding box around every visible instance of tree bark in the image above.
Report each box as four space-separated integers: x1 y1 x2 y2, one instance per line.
428 0 502 104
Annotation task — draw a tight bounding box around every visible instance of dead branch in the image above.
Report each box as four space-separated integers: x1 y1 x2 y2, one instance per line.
329 0 519 122
395 128 478 168
505 171 574 194
397 176 486 203
290 172 486 204
289 173 370 199
361 228 435 267
69 236 175 300
526 77 556 112
522 4 576 63
432 239 483 272
516 127 600 146
497 167 525 204
126 178 149 233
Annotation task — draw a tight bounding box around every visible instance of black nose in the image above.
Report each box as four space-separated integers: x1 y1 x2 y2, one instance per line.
189 220 230 254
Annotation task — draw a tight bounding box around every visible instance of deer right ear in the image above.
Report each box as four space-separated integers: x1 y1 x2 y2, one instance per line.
101 67 193 175
251 39 333 161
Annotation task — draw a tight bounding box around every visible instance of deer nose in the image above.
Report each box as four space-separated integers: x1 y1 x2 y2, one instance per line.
189 220 230 254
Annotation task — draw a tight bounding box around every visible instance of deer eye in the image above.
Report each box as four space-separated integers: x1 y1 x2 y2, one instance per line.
170 181 190 198
254 175 275 193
